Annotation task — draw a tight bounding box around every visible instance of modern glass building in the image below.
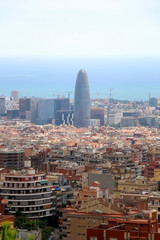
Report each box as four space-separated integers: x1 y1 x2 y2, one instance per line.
74 69 90 127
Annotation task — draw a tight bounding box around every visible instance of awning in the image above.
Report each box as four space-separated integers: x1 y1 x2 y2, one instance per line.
40 180 48 184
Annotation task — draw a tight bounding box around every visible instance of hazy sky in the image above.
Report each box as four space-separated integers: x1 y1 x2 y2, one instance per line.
0 0 160 58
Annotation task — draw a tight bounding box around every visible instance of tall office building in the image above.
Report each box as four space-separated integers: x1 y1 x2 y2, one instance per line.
74 69 90 127
11 90 19 102
90 108 104 126
54 98 70 112
19 97 38 123
54 110 74 125
0 97 13 115
37 99 55 124
37 98 70 125
149 97 158 107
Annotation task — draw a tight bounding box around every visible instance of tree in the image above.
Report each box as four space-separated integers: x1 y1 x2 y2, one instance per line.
28 234 34 240
1 221 20 240
42 226 54 240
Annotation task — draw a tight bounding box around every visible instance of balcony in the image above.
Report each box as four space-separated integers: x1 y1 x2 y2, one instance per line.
4 179 47 184
27 212 53 219
11 202 52 208
10 207 55 214
63 228 70 233
1 185 51 190
4 194 53 200
57 202 62 206
1 190 51 196
12 199 51 206
7 196 54 204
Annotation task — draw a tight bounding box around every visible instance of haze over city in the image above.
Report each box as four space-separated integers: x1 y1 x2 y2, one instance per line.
1 0 160 100
1 0 160 58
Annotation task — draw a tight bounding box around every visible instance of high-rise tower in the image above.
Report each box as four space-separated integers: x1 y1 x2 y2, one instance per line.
74 69 90 127
11 90 19 102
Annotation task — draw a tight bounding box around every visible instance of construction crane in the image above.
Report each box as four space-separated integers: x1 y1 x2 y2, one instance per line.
108 88 114 101
49 92 73 99
106 88 114 125
62 92 73 99
94 92 108 101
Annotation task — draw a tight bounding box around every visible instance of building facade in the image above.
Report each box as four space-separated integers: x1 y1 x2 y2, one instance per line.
37 99 55 124
54 110 74 125
0 149 24 170
19 97 38 123
90 108 104 126
1 168 54 218
11 90 19 102
0 97 13 115
87 214 160 240
74 69 90 127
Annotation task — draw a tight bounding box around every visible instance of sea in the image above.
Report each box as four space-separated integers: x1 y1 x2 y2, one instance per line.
0 57 160 101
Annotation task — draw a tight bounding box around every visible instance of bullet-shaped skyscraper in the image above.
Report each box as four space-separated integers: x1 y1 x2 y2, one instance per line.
74 69 90 127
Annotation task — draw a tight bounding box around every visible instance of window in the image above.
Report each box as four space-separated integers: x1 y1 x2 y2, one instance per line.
90 237 97 240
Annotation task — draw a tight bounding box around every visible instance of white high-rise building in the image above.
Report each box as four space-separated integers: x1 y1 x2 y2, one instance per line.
1 168 54 218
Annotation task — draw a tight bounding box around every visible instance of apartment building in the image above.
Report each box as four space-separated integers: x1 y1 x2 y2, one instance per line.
1 168 54 218
0 149 24 170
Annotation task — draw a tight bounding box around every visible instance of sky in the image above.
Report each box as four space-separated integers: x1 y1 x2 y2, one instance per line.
0 0 160 58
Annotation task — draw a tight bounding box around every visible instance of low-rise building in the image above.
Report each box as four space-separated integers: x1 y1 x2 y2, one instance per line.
87 211 160 240
60 208 144 240
118 176 158 191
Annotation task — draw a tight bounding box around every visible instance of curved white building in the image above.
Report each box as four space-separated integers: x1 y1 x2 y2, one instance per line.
1 168 54 219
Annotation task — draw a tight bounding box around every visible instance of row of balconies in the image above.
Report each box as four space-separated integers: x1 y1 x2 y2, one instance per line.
10 207 54 214
5 176 45 182
3 182 50 188
1 188 50 195
11 199 51 206
11 200 52 208
1 185 51 190
7 193 52 200
27 211 53 219
5 196 53 203
14 204 52 211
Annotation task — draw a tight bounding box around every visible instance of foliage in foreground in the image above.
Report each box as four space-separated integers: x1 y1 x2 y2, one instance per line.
41 226 53 240
1 221 19 240
15 212 54 240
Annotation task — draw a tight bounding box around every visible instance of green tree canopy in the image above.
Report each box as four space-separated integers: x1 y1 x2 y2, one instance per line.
1 221 19 240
